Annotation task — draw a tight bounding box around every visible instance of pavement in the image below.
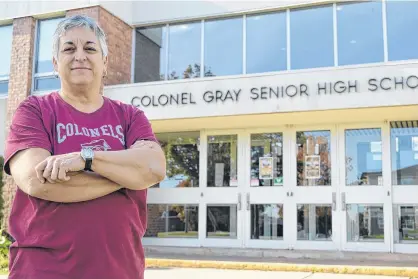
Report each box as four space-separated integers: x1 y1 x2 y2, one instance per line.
145 253 418 278
145 268 416 279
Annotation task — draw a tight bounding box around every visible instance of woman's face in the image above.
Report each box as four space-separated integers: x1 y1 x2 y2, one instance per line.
53 27 108 88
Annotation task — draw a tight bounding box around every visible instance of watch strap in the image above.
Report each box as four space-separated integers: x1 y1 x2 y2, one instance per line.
84 158 92 171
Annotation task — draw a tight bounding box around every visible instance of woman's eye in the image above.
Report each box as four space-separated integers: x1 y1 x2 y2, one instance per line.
86 47 96 51
64 48 74 52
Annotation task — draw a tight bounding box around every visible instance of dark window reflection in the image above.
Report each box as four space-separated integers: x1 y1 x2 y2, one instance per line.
246 12 287 74
390 121 418 185
34 77 61 91
347 205 384 242
250 133 283 187
145 204 199 238
337 1 384 66
154 132 200 188
394 205 418 243
251 204 283 240
297 205 332 241
167 22 201 80
345 128 382 186
207 205 237 238
297 131 331 186
387 0 418 61
135 26 167 82
204 17 243 77
207 135 238 187
290 5 334 70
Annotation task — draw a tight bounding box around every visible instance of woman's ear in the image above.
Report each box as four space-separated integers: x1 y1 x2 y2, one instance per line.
103 56 108 72
52 56 59 73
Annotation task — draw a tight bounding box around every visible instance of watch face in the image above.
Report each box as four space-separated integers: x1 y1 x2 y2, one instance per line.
83 148 94 159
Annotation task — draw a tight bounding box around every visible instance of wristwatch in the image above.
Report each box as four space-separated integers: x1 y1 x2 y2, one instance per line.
81 147 94 171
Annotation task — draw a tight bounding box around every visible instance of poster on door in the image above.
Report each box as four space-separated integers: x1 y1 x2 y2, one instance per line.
305 155 321 179
259 157 273 179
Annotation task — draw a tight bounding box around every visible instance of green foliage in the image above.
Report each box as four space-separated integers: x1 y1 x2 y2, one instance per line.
0 229 10 272
0 157 8 272
0 156 4 225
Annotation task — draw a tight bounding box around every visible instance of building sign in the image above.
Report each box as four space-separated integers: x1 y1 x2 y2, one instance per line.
103 64 418 120
130 75 418 108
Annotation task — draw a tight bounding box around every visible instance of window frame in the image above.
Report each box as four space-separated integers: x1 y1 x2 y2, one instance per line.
31 17 64 95
0 23 13 98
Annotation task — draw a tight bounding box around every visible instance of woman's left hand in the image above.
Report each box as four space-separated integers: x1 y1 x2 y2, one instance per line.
35 152 85 183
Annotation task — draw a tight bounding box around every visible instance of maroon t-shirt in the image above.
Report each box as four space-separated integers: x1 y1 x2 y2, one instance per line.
3 92 157 279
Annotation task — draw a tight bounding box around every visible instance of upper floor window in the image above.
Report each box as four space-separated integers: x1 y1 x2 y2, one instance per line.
134 26 167 82
0 24 13 96
290 5 334 70
246 11 287 74
337 1 384 66
386 0 418 61
133 1 418 83
33 17 63 93
168 22 202 79
204 17 242 77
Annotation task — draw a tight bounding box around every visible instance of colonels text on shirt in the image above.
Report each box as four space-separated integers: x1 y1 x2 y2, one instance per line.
56 122 125 145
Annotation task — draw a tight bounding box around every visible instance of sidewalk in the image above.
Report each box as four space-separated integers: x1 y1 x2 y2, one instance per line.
145 268 414 279
145 252 418 278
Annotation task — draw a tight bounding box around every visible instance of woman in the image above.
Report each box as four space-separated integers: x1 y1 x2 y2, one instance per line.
4 15 166 279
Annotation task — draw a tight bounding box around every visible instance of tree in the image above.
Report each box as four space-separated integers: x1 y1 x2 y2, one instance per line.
168 63 214 80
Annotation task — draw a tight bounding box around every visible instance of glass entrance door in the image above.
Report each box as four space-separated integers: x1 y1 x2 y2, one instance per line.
288 125 341 251
242 128 290 249
199 129 245 248
389 120 418 253
338 123 391 252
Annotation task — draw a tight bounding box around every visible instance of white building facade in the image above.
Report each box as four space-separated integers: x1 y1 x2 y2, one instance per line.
1 0 418 255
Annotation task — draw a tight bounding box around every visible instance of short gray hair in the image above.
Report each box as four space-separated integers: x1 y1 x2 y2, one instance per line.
52 15 108 60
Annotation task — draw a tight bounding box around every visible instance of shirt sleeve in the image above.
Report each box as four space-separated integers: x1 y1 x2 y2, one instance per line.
125 106 158 149
3 97 53 175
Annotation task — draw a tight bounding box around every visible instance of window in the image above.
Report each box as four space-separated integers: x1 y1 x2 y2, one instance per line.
386 0 418 61
296 130 331 186
154 132 200 188
290 5 334 70
167 22 201 80
251 204 284 240
297 205 332 241
145 204 199 238
207 135 238 187
135 26 167 82
337 1 384 66
33 18 63 92
346 205 384 242
0 24 13 96
345 128 382 186
393 205 418 244
246 12 287 74
204 17 243 77
250 133 283 187
206 205 237 238
390 121 418 185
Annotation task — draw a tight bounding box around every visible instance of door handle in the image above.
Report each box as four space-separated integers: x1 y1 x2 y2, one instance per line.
332 192 336 211
246 193 250 210
238 193 242 210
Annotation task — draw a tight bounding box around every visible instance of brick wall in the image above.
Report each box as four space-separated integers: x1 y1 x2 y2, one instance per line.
66 6 132 86
1 6 133 229
1 16 36 229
